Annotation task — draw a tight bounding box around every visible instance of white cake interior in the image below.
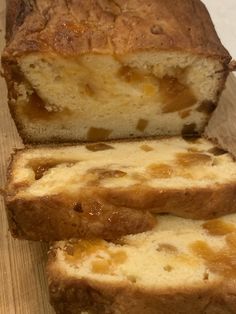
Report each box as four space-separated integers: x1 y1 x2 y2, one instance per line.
13 51 224 142
9 137 235 198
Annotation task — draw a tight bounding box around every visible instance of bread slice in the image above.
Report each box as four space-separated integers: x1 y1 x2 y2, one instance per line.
48 214 236 314
5 137 236 241
2 0 232 143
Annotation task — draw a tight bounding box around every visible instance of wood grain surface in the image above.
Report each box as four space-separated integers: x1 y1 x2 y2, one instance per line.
0 0 235 313
0 1 54 313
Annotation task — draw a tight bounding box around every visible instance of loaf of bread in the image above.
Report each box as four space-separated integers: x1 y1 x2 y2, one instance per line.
48 213 236 314
5 137 236 241
2 0 233 143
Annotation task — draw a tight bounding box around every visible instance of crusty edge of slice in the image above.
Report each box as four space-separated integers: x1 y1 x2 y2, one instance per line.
4 149 155 240
5 181 236 241
4 146 236 240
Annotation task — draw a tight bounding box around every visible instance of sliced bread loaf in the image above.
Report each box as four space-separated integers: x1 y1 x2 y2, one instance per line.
2 0 232 143
5 137 236 241
48 214 236 314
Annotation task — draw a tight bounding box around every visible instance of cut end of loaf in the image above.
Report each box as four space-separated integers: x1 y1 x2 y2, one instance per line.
3 0 231 143
6 51 224 143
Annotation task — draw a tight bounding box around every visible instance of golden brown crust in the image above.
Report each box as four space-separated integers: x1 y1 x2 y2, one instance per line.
2 0 231 61
5 0 35 43
5 193 156 241
97 183 236 219
5 182 236 241
47 258 236 314
1 59 27 143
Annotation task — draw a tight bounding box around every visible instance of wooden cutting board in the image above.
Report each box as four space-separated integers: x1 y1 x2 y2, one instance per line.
0 0 235 313
0 1 54 313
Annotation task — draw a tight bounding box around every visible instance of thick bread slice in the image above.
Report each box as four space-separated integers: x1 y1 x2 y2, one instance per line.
48 214 236 314
2 0 232 143
5 137 236 241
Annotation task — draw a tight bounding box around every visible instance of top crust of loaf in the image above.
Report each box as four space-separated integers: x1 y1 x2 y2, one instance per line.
3 0 231 63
